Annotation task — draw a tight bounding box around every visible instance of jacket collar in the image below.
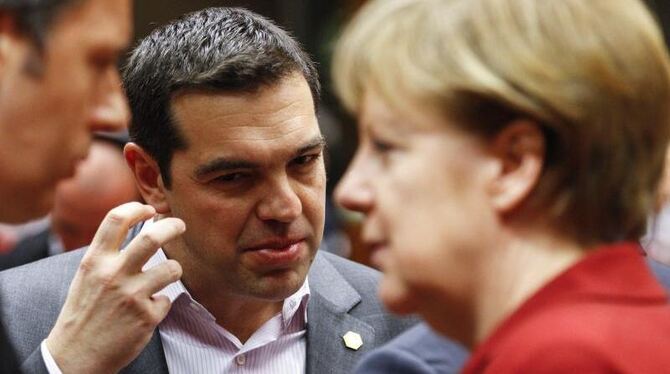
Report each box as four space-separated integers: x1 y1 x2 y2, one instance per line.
305 251 376 374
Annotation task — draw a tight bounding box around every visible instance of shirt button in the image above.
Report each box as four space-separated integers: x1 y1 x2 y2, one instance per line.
236 354 246 366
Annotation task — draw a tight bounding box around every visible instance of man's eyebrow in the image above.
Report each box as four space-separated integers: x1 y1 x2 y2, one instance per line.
295 135 327 157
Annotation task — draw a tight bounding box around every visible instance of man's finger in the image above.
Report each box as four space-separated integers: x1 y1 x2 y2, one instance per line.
121 218 185 272
149 294 173 323
88 202 156 256
134 259 183 296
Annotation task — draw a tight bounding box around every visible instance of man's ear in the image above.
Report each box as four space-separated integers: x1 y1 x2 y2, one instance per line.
124 143 171 214
487 120 545 214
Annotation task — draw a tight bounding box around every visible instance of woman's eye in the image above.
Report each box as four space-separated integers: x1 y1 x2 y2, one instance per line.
371 138 394 153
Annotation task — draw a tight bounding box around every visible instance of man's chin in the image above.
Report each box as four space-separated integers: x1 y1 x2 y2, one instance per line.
251 270 307 300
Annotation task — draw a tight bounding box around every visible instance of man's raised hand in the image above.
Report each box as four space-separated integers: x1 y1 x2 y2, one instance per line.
45 202 185 373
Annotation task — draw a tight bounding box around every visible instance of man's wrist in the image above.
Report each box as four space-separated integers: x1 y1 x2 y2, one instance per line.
40 339 63 374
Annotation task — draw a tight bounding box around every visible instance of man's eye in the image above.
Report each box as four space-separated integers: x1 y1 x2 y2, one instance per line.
293 153 321 166
214 173 248 183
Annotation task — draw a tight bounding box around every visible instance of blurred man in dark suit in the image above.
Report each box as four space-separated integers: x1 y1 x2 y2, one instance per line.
0 1 188 373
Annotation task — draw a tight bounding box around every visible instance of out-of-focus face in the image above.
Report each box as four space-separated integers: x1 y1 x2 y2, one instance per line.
0 0 132 223
161 73 326 301
51 141 138 251
335 90 499 323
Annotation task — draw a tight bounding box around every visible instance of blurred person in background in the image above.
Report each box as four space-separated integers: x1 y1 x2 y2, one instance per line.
0 0 189 373
0 0 129 223
333 0 670 372
0 132 140 270
0 218 50 255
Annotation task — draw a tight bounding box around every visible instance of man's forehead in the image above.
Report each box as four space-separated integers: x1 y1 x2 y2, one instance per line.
171 76 317 140
173 81 313 119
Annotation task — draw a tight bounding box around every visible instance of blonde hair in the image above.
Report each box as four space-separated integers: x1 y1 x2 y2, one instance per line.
333 0 670 244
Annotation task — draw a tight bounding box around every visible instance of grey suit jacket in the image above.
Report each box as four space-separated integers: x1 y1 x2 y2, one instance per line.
0 246 414 373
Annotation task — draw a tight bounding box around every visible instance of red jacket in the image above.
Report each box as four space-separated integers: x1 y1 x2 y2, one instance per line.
463 242 670 373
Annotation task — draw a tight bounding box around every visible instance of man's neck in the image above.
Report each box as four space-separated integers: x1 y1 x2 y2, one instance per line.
161 244 286 343
204 292 284 343
163 253 284 343
181 274 284 343
180 272 285 343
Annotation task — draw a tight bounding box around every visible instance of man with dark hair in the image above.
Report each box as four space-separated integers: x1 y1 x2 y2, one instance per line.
123 7 320 188
0 0 191 373
0 0 128 222
0 7 413 373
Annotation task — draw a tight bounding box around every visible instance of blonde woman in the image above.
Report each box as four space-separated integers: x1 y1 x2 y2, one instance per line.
333 0 670 372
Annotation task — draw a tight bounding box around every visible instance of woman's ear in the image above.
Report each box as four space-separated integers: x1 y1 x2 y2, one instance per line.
124 143 171 214
487 120 545 214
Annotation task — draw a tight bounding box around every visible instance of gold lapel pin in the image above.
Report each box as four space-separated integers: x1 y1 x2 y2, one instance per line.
342 331 363 350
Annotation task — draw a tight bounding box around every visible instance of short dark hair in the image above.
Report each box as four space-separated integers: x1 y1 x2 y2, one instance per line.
0 0 82 49
123 7 320 187
94 130 129 151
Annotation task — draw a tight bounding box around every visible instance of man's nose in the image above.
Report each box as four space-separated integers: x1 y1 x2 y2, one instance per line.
256 176 303 223
89 69 130 133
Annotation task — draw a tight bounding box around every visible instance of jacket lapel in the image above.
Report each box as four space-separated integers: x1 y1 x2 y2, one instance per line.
305 252 376 374
121 329 169 374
